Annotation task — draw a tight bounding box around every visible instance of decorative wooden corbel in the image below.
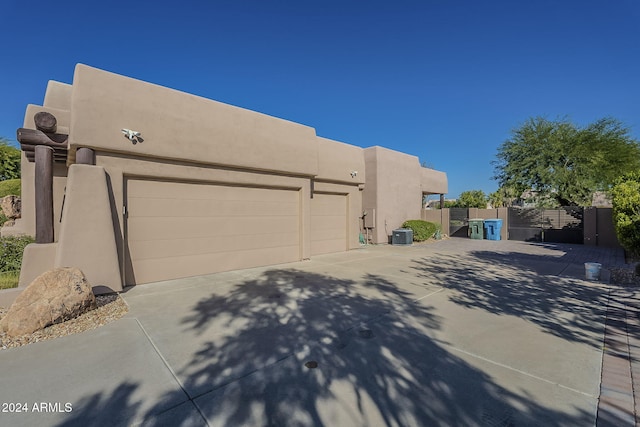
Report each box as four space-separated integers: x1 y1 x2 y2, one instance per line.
16 112 68 163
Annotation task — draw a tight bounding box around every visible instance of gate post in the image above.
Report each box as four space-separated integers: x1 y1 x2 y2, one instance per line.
498 207 508 240
584 207 597 246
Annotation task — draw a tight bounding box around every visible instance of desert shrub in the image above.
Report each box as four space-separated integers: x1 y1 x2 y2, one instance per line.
0 179 21 197
0 235 34 272
611 172 640 258
401 220 440 242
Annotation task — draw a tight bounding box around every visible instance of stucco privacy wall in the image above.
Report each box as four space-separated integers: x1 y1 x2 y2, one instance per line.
363 146 448 244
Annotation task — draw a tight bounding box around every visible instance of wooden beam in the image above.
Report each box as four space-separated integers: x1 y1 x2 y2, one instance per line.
25 153 67 162
75 147 95 165
17 128 68 146
18 128 69 163
35 146 54 244
34 112 57 133
20 143 68 156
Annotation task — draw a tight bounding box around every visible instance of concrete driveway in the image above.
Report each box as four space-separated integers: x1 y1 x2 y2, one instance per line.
0 238 629 426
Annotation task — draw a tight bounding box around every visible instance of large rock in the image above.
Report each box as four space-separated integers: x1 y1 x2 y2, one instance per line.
1 195 21 219
0 267 96 337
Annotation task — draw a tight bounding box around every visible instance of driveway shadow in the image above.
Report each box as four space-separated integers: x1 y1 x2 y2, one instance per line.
57 267 596 426
412 249 609 349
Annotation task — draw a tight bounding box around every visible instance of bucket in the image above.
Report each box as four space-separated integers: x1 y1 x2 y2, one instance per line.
584 262 602 281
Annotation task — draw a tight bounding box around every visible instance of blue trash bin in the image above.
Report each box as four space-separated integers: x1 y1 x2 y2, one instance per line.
484 218 503 240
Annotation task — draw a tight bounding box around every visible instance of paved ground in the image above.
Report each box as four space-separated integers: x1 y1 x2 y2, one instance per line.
0 238 636 426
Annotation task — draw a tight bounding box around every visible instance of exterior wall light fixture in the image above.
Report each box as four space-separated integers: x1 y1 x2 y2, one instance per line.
122 128 143 144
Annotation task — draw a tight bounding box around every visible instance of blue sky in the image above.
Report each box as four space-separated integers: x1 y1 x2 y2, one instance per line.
1 0 639 198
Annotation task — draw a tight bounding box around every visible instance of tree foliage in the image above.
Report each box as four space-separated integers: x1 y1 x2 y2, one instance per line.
0 179 21 197
455 190 487 208
611 172 640 258
0 138 21 181
488 186 519 208
493 117 640 206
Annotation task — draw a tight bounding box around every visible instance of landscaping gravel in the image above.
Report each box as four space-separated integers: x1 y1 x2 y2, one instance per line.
0 294 128 350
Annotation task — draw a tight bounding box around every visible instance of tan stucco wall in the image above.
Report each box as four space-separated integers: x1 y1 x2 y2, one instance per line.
18 243 57 287
43 81 72 112
316 137 365 184
421 167 448 195
70 64 319 176
54 165 123 293
363 146 447 244
361 146 378 236
421 209 450 233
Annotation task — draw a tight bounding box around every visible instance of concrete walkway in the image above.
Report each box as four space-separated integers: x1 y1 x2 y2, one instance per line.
0 238 635 426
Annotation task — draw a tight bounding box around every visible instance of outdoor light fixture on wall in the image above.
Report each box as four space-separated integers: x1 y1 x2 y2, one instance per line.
121 128 143 144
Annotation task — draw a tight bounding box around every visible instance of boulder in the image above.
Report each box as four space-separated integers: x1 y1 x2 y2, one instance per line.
1 195 21 219
0 267 96 337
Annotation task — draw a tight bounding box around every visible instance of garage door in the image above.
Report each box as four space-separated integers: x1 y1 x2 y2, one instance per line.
310 193 347 255
125 179 300 285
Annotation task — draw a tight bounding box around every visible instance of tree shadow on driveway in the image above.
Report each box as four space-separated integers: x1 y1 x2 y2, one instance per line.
153 268 592 426
56 267 596 426
411 249 609 349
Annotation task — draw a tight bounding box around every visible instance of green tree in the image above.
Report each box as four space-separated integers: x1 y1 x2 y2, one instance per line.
456 190 487 208
0 138 21 181
493 117 640 206
611 172 640 258
488 186 519 208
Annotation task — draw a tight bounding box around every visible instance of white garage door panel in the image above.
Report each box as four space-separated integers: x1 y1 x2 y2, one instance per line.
311 193 347 256
126 179 300 284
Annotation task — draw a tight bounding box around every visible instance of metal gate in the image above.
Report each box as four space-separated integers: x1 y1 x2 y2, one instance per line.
508 207 584 244
449 208 469 237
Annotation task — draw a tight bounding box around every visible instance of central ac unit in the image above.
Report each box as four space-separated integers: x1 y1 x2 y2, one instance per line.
391 228 413 245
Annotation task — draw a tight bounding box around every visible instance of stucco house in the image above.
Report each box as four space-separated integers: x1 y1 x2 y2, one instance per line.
7 64 447 297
